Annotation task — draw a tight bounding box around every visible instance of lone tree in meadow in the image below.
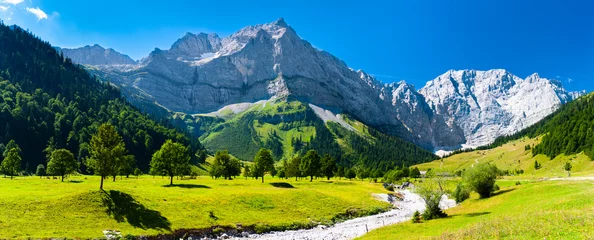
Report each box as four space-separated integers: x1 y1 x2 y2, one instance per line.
564 162 572 177
36 164 46 178
47 149 79 182
300 150 321 182
150 139 191 185
463 162 499 198
321 154 337 180
286 156 302 181
86 123 128 190
2 148 21 179
253 148 275 183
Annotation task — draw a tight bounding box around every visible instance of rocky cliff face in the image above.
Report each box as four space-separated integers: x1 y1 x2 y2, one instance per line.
56 44 137 65
419 69 583 149
62 18 583 152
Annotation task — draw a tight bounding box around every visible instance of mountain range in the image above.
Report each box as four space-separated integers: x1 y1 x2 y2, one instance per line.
57 18 584 158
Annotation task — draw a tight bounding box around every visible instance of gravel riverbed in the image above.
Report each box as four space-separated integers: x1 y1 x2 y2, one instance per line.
232 190 456 240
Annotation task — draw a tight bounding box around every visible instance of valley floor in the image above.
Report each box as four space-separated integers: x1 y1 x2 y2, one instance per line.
0 175 391 239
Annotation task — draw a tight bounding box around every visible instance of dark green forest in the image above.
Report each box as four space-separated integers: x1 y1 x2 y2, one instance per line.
0 23 200 173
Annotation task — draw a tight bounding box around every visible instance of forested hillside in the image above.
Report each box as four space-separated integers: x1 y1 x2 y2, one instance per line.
0 23 200 172
199 100 437 171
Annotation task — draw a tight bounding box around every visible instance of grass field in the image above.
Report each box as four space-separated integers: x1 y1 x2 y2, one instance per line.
415 137 594 177
0 175 391 239
359 180 594 240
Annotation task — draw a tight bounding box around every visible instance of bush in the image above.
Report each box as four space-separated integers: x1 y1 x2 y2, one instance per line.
463 163 499 198
515 181 522 185
412 210 422 223
452 183 470 203
418 182 448 220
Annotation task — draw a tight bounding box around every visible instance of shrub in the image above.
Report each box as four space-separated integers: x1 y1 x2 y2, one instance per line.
463 163 499 198
412 210 422 223
453 183 470 203
418 182 448 220
515 181 522 186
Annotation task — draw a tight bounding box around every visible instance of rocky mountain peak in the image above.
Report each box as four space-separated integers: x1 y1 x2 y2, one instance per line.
57 44 137 65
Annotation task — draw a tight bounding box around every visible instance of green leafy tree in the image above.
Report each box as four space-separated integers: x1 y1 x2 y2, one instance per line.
253 148 275 183
336 166 345 180
409 167 421 178
346 168 357 180
534 160 541 170
86 123 128 190
564 162 572 177
150 139 191 185
418 179 447 220
210 150 241 180
243 165 251 180
117 155 136 179
463 163 499 198
453 183 470 203
36 164 46 178
47 149 78 182
2 140 21 158
2 148 21 179
134 168 143 178
321 154 337 180
286 156 302 181
300 150 321 182
357 167 370 181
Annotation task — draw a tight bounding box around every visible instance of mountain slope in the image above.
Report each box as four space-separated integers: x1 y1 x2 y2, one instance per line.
0 24 199 172
196 99 437 170
61 18 582 153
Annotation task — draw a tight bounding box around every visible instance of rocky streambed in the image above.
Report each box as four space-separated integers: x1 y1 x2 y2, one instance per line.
232 190 456 240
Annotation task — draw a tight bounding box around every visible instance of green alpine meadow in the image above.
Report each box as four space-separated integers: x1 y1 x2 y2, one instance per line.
0 1 592 239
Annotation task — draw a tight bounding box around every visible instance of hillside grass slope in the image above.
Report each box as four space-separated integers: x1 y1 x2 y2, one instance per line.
415 137 594 177
358 180 594 239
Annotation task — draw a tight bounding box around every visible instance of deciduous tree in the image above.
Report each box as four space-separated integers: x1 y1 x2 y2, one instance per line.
300 150 321 182
150 139 191 185
47 149 78 182
253 148 274 183
321 154 337 180
2 148 21 179
86 123 128 190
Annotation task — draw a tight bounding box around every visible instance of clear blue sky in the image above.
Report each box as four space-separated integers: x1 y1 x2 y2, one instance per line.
1 0 592 91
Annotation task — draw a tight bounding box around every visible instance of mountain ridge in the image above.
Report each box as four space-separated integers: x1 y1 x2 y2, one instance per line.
59 18 584 153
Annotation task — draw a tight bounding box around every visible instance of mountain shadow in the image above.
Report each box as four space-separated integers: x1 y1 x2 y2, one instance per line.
101 190 171 230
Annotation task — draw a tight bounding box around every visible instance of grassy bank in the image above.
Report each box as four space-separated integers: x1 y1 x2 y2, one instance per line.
358 180 594 239
416 137 594 177
0 175 390 239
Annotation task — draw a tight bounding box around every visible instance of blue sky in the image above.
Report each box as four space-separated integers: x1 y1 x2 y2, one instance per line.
1 0 592 91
